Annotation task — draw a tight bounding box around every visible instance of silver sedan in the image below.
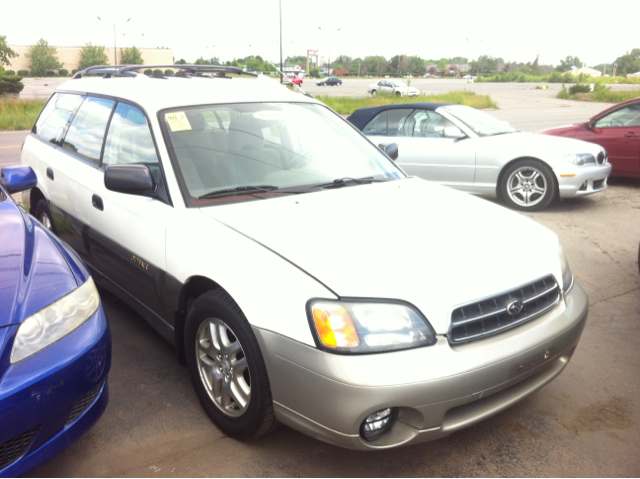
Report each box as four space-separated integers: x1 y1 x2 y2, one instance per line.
348 103 612 211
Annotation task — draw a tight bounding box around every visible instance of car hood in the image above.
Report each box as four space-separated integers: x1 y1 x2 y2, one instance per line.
200 178 561 333
537 124 581 138
480 132 602 157
0 201 78 328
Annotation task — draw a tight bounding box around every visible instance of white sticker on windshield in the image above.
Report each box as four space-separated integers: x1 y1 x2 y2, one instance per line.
253 111 284 121
165 112 192 132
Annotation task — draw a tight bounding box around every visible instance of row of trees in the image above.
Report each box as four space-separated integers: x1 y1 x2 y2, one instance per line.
2 35 639 78
0 36 148 77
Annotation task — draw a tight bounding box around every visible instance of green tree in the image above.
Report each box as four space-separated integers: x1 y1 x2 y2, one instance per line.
449 56 468 64
333 55 352 70
285 55 306 65
120 46 143 65
78 43 109 70
26 39 63 76
556 55 582 72
175 58 188 65
470 55 499 74
613 49 640 75
407 56 426 75
437 58 448 71
0 35 18 66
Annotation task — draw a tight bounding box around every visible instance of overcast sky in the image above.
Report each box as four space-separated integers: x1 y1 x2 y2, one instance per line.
3 0 638 67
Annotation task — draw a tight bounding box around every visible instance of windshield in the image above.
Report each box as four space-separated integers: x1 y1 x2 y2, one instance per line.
162 102 403 205
391 81 408 88
442 105 517 137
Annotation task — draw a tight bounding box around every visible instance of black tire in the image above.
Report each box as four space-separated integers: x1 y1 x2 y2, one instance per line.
185 290 278 440
499 159 557 212
395 91 401 97
35 198 56 233
371 90 377 97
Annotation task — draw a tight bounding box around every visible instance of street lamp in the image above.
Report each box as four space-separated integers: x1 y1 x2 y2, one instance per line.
97 16 131 66
318 26 340 75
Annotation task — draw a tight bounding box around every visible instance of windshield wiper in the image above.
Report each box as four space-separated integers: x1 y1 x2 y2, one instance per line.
198 185 280 199
318 177 391 189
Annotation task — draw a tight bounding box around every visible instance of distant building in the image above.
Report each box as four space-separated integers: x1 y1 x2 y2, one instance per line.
628 71 640 78
569 67 602 77
5 45 174 74
332 69 349 76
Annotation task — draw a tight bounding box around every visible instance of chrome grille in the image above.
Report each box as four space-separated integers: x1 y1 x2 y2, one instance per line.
65 382 103 426
0 425 39 470
448 275 560 343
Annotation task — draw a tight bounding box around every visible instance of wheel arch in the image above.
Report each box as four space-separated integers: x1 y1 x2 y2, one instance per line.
174 275 230 364
29 187 46 216
496 156 558 200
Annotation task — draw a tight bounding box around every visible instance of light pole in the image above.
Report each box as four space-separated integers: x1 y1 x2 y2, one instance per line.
279 0 283 82
97 16 131 66
318 26 340 75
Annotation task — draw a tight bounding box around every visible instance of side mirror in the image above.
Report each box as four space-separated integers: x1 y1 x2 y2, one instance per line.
0 165 37 194
443 126 466 139
378 142 399 161
104 164 155 196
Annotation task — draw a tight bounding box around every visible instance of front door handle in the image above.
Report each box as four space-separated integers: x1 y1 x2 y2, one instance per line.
46 167 54 180
92 194 104 211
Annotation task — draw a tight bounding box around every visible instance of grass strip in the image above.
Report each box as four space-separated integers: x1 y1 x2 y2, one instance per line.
557 89 640 103
316 91 497 115
0 99 46 131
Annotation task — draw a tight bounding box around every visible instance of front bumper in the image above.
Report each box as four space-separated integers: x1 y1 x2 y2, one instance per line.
556 163 611 198
0 306 111 476
255 282 588 450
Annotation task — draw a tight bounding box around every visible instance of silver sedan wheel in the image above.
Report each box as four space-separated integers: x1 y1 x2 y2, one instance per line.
195 317 251 417
506 166 547 207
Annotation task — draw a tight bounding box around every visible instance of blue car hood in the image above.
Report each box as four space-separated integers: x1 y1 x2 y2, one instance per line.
0 201 78 328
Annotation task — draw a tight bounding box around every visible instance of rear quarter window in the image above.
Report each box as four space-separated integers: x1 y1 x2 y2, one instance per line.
34 93 84 145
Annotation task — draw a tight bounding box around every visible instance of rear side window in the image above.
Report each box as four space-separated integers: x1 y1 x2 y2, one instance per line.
34 93 84 145
103 103 160 179
62 97 115 164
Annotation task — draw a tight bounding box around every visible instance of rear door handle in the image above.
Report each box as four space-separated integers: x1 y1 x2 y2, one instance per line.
46 167 54 180
624 133 639 138
92 194 104 211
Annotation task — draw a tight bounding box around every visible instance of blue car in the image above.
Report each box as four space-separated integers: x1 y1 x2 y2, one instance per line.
0 165 111 477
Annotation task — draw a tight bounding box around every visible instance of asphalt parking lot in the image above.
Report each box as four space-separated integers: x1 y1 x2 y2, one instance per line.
3 80 640 476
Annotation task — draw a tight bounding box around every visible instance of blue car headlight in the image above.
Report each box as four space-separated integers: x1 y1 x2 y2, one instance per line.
11 277 100 364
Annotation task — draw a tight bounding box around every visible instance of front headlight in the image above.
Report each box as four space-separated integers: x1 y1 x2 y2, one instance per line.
11 277 100 364
307 299 436 354
563 153 596 166
558 245 574 293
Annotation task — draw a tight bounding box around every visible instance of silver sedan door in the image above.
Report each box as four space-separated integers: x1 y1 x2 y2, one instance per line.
364 108 476 188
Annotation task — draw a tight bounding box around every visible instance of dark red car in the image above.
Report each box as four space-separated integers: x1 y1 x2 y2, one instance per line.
539 98 640 177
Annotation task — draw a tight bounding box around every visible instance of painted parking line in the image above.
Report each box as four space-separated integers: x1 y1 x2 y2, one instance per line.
0 145 21 149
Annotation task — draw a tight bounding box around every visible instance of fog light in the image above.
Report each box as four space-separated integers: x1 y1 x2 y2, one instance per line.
360 407 397 441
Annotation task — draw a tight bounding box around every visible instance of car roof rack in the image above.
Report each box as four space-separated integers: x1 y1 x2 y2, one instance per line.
72 65 258 79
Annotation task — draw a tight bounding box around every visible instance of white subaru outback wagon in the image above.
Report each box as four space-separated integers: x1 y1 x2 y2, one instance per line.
21 65 588 450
